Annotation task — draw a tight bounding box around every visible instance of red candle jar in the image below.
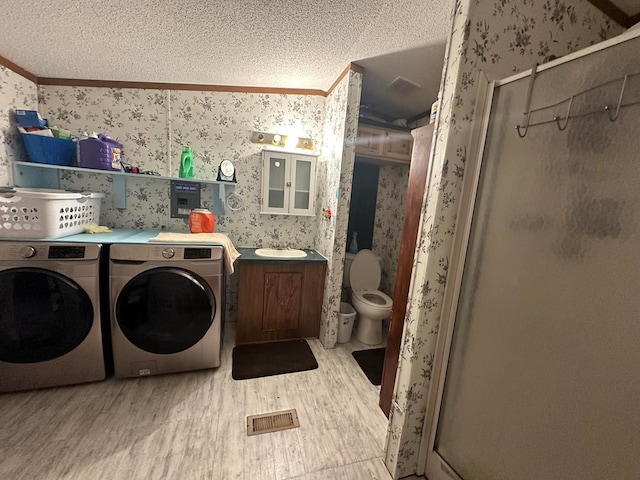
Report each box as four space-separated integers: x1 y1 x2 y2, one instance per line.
189 209 215 233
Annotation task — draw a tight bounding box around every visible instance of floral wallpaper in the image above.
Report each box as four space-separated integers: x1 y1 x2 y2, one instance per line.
37 85 326 324
0 66 37 185
5 70 367 331
38 86 326 248
315 69 362 349
372 163 409 295
384 0 623 477
168 90 326 249
38 87 169 174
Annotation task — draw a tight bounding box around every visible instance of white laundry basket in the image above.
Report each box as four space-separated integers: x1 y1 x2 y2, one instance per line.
0 188 104 239
338 302 357 343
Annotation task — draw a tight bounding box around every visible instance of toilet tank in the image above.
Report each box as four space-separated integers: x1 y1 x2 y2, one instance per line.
343 252 356 287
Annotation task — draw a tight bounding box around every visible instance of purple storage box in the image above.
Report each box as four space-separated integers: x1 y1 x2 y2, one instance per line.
77 134 123 171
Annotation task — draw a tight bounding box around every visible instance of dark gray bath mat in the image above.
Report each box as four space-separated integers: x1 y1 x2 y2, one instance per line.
352 348 385 385
232 339 318 380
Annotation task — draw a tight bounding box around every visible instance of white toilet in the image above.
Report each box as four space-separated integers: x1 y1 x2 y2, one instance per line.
343 249 393 345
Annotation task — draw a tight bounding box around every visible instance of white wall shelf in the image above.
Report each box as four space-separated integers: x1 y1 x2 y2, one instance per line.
12 161 235 215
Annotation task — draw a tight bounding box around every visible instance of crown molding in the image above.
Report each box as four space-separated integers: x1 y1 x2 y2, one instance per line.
2 55 365 98
326 62 364 96
37 77 326 96
0 55 38 83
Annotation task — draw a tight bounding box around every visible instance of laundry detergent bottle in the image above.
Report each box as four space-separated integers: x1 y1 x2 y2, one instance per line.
189 209 215 233
179 146 194 178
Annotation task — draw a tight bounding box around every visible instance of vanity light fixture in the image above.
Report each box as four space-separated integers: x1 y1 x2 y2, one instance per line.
251 131 286 147
295 138 314 149
251 131 315 151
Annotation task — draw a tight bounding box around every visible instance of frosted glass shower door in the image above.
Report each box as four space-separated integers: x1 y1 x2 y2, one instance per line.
426 32 640 480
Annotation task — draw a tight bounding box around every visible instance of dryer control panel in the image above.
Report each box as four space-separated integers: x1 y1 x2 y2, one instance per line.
48 246 86 259
109 244 223 263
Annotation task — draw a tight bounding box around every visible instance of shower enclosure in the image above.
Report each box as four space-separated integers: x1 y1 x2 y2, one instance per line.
422 29 640 480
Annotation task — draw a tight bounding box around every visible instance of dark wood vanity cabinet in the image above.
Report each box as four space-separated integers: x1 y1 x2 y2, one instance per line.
236 261 327 344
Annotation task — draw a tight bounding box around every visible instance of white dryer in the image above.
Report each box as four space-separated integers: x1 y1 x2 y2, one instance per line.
110 243 223 378
0 242 106 393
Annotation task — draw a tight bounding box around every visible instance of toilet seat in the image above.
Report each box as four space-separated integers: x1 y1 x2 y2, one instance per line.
349 250 381 291
353 289 392 309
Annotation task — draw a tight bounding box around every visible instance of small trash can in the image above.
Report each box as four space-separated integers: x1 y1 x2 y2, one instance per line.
338 302 357 343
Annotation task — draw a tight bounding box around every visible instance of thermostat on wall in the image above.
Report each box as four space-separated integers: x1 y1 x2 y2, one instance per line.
170 181 201 218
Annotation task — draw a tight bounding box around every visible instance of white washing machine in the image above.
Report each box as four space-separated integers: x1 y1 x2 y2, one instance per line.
110 243 223 378
0 242 106 393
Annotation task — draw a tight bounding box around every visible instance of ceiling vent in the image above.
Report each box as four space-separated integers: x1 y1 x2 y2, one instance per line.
387 76 422 95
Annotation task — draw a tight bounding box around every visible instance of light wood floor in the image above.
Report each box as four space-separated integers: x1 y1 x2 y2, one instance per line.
0 324 393 480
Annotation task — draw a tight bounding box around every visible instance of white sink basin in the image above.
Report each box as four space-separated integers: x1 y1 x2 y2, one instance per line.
255 248 307 258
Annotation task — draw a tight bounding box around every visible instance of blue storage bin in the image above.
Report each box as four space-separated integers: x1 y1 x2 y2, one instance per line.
15 109 48 128
21 134 76 166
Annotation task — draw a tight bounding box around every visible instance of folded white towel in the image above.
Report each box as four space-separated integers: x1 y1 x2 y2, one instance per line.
148 232 241 274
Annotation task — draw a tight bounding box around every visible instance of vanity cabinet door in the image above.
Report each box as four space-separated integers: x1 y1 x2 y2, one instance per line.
236 261 326 344
263 272 303 332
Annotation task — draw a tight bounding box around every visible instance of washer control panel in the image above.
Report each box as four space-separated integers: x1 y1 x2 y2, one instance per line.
0 243 100 261
184 248 212 259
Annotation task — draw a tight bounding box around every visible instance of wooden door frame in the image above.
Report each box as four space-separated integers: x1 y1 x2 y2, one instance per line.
379 124 434 416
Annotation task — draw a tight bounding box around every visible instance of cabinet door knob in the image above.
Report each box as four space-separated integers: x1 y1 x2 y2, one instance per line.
286 182 292 187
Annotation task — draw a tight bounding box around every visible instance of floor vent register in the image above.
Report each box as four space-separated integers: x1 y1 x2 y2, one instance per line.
246 409 300 436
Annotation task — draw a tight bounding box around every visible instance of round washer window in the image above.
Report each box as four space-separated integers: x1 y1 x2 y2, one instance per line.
0 268 94 363
116 267 215 354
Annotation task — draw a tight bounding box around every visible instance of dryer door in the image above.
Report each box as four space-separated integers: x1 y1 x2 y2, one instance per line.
116 267 216 354
0 268 94 363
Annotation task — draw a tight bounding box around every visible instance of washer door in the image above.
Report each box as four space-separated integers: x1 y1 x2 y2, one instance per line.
116 267 216 354
0 268 94 363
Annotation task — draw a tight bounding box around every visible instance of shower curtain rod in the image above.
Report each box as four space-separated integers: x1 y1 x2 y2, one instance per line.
515 71 640 138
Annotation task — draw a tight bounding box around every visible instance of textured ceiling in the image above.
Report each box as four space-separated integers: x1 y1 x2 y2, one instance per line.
2 1 640 120
359 43 446 120
0 0 451 92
